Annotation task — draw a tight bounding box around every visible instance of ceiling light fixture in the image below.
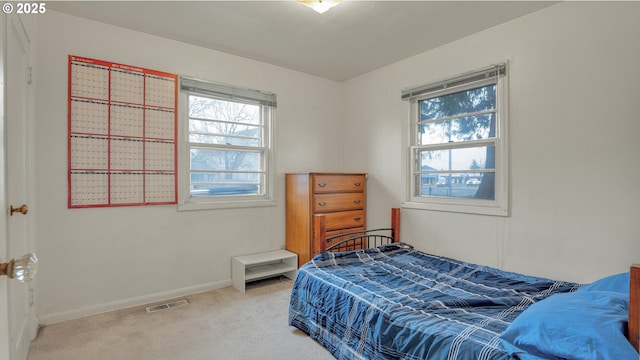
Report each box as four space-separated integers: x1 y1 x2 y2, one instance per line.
298 0 341 14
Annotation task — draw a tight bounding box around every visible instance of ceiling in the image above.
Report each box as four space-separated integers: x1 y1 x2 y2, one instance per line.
48 1 556 82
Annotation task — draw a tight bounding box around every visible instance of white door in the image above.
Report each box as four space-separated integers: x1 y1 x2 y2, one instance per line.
0 13 36 360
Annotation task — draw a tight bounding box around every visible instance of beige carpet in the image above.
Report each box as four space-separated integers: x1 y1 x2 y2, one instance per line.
28 278 335 360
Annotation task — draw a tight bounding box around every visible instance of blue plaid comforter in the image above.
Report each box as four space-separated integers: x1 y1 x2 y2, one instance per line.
288 243 578 360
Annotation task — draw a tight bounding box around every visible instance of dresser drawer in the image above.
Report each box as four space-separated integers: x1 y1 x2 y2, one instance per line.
313 175 365 193
322 210 365 231
313 193 364 213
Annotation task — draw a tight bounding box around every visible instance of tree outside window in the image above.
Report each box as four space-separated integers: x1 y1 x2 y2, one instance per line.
417 84 496 200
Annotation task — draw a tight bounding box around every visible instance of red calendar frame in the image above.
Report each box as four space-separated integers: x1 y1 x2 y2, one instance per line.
68 55 178 208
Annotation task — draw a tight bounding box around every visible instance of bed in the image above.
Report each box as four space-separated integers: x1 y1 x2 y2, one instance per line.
289 208 639 360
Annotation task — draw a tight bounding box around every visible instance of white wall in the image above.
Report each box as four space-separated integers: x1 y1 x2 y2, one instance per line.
34 2 640 324
343 2 640 283
34 11 345 323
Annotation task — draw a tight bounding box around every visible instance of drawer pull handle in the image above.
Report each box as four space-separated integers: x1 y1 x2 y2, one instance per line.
318 202 327 206
353 200 361 204
354 182 361 186
318 183 326 187
354 217 362 222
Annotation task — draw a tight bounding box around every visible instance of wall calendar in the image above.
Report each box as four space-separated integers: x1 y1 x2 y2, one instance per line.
68 55 177 208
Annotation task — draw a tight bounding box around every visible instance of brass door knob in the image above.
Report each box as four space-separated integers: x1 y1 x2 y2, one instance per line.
10 204 28 216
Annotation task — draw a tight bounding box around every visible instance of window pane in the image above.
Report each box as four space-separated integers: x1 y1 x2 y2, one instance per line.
416 172 495 200
419 85 496 121
189 96 260 125
191 172 260 184
190 172 260 197
419 146 495 172
191 149 261 171
189 133 260 146
418 113 495 145
189 119 260 146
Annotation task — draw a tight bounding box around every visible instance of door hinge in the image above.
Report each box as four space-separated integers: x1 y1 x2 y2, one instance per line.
27 66 32 85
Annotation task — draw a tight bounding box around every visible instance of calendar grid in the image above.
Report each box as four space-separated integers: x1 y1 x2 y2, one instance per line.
68 55 177 208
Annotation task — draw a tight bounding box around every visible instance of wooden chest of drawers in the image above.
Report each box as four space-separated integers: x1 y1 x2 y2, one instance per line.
285 172 366 267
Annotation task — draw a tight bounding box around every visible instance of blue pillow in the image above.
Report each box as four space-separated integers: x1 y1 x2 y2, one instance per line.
499 290 637 360
577 272 629 293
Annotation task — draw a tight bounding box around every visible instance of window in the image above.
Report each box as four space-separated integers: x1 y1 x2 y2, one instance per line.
402 63 509 216
178 77 276 210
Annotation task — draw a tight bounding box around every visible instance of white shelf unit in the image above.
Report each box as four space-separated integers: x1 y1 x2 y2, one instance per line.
231 250 298 293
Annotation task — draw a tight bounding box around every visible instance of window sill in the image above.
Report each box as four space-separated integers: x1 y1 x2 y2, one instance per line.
401 200 508 217
178 198 277 211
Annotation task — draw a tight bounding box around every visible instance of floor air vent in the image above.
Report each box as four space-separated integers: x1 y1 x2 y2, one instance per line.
145 299 189 313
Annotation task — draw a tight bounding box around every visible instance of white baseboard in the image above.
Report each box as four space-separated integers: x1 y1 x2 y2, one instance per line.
38 279 231 325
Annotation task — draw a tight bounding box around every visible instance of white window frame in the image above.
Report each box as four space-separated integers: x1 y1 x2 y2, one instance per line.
177 77 276 211
402 63 509 216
